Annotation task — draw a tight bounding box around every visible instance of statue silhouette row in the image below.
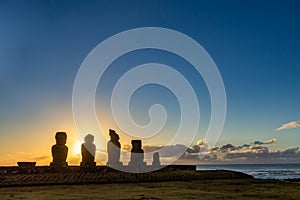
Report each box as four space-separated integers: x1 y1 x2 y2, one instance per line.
50 129 160 169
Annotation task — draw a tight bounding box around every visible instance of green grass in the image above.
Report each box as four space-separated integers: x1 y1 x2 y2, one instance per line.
1 179 300 200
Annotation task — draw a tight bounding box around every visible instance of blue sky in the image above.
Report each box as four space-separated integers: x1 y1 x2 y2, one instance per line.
0 0 300 165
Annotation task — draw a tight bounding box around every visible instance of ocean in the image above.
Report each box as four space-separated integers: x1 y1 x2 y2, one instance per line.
197 164 300 180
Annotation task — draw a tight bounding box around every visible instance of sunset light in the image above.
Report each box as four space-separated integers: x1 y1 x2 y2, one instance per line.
1 0 300 199
72 141 82 155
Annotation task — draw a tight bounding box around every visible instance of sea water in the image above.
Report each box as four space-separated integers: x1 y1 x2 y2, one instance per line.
197 164 300 180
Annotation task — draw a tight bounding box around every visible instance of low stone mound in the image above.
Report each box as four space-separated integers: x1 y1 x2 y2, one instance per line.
0 166 253 187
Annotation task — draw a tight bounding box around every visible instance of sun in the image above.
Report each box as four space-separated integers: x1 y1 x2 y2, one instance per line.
72 141 82 155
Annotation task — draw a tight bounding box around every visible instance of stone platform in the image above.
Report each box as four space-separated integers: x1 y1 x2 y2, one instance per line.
0 165 253 187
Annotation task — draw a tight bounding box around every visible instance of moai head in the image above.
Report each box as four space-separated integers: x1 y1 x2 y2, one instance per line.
55 132 67 145
109 129 119 141
132 140 142 151
84 134 94 143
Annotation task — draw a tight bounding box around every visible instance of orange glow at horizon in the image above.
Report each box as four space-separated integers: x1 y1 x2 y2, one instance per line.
72 141 82 155
0 102 185 166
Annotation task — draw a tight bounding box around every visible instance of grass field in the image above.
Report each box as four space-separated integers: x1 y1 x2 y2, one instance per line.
1 179 300 200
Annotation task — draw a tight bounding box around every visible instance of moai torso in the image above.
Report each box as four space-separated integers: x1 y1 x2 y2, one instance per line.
107 129 122 166
152 152 161 166
51 132 68 166
81 134 96 163
52 145 68 162
130 140 145 165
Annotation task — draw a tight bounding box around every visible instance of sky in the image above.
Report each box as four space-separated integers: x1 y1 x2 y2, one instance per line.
0 0 300 165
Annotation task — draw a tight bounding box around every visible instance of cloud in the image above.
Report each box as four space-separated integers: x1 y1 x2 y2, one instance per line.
264 139 277 145
276 121 300 131
122 144 132 151
195 140 300 164
188 139 209 153
98 138 299 165
282 147 299 155
126 139 278 164
152 138 300 164
253 139 277 145
33 156 50 161
220 144 238 151
144 144 187 157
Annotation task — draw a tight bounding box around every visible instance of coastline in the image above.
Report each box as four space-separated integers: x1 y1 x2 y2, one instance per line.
197 163 300 180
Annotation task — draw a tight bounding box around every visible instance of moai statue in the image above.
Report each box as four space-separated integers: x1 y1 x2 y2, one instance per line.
152 152 161 167
107 129 122 167
129 140 146 167
50 132 68 168
80 134 96 168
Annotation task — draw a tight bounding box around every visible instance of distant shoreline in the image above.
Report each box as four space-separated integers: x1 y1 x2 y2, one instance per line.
197 163 300 180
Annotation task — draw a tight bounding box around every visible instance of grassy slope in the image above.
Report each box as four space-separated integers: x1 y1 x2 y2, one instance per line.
1 170 299 199
1 179 300 200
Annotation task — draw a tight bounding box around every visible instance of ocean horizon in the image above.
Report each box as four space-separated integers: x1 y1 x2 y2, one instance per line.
197 163 300 180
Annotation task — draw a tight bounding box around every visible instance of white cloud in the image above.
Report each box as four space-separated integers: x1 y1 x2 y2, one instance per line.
264 139 277 145
195 142 300 164
276 121 300 131
172 138 300 164
254 139 277 145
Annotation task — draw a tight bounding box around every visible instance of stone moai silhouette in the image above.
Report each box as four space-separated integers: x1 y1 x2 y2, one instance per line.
152 152 161 166
80 134 96 168
107 129 123 167
129 140 146 167
50 132 68 168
